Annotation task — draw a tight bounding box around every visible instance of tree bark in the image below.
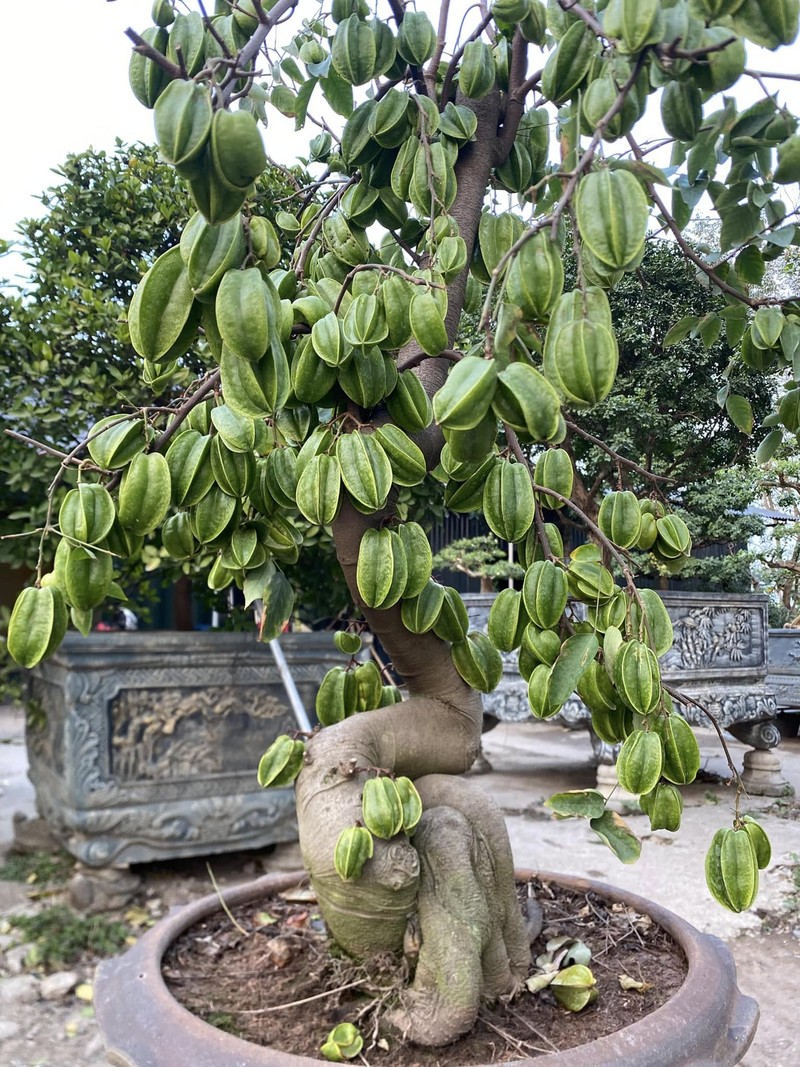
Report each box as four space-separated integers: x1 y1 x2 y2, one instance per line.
295 86 532 1046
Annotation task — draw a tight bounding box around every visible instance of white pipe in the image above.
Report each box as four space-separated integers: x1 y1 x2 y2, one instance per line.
252 599 313 732
269 637 313 733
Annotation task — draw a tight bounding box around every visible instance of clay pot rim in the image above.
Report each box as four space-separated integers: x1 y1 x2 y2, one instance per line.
94 868 758 1067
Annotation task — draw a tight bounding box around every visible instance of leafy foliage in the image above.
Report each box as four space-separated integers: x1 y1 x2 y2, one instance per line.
564 240 774 589
6 906 132 972
0 143 190 568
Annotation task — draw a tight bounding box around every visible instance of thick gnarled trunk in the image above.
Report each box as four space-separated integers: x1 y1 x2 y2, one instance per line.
295 89 532 1045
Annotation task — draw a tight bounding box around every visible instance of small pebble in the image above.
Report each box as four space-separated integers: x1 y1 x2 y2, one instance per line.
0 974 39 1004
84 1031 106 1058
4 942 34 975
40 970 79 1001
0 1019 21 1040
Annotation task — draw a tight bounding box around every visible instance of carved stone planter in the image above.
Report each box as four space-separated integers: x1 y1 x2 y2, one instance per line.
23 632 340 891
767 628 800 733
464 592 786 796
94 868 759 1067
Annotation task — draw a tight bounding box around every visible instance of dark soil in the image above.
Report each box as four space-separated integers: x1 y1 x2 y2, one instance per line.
163 877 687 1064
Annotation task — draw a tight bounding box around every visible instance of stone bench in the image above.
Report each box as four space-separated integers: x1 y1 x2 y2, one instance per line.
464 592 788 798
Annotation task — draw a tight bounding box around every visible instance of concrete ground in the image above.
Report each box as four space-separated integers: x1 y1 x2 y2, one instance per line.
1 702 799 1065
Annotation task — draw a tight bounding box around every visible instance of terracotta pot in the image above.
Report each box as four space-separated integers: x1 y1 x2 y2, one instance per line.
94 869 758 1067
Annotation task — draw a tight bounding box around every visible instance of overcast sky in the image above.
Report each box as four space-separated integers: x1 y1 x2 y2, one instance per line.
1 0 799 286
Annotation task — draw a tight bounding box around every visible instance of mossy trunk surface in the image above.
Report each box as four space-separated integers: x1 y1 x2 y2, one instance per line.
295 90 532 1047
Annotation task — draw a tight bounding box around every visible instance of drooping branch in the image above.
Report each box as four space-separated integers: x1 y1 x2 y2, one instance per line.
626 133 799 309
152 369 221 453
564 419 676 485
479 54 646 338
327 89 505 722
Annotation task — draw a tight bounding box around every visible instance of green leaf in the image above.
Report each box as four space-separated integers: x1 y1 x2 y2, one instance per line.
243 558 277 608
609 159 670 187
784 321 800 365
294 77 318 130
258 568 294 642
726 394 754 435
719 203 762 252
548 634 599 709
669 188 691 231
719 303 748 347
734 245 764 286
766 225 797 248
321 68 354 118
687 141 717 185
280 56 305 84
590 810 641 864
698 313 722 350
545 789 606 819
663 315 699 347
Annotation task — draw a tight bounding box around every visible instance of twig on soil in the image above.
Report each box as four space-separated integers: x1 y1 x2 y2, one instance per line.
504 1006 561 1053
205 863 250 937
229 977 368 1013
622 907 646 948
479 1013 547 1056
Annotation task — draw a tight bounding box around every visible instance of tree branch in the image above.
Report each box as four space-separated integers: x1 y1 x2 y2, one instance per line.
564 420 676 485
626 132 795 309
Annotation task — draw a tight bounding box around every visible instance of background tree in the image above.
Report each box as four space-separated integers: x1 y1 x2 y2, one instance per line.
0 143 191 566
561 239 773 589
0 143 342 629
5 0 800 1050
749 444 800 622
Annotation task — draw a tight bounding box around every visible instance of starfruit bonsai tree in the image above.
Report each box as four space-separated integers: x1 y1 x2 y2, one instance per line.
5 0 800 1047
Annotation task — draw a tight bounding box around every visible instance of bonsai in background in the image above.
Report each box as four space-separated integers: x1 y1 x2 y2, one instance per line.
432 533 524 592
5 0 799 1049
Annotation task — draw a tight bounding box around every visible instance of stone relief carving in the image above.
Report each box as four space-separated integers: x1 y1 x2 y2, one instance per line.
26 634 339 867
467 594 778 738
766 631 800 711
38 786 297 867
109 685 293 781
661 606 761 671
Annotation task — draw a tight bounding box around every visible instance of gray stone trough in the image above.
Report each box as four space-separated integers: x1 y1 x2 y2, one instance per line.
20 631 341 908
465 592 787 798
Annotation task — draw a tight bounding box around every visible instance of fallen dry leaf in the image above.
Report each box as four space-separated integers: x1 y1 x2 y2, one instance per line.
264 938 294 967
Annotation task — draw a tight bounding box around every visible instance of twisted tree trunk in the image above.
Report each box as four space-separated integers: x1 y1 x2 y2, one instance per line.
295 91 532 1046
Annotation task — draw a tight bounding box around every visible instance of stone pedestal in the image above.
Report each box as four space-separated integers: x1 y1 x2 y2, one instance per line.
22 631 342 871
68 863 143 913
741 749 792 797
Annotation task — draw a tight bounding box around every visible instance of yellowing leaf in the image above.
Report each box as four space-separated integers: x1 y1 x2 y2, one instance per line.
525 972 557 993
124 906 151 926
619 974 651 992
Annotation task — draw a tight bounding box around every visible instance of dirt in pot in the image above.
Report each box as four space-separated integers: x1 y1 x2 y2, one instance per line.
162 877 687 1064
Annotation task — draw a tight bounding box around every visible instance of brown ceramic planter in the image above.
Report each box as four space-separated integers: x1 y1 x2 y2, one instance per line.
95 869 758 1067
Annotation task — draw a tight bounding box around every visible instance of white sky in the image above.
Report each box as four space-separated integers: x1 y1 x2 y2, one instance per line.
1 0 800 287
